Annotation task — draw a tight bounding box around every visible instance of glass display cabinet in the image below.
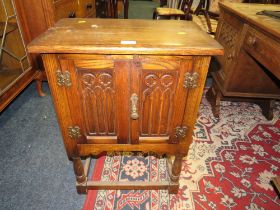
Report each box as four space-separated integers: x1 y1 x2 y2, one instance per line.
0 0 34 111
0 0 96 111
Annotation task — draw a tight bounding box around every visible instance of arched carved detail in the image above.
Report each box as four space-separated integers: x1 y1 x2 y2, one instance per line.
79 70 116 136
141 71 178 136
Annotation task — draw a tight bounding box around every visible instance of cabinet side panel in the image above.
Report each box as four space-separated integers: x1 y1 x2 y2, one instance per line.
59 59 87 144
42 54 78 158
181 56 211 147
168 58 194 144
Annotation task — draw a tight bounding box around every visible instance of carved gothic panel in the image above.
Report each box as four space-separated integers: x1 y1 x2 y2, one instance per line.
216 20 240 76
218 21 238 50
140 70 178 136
78 69 116 136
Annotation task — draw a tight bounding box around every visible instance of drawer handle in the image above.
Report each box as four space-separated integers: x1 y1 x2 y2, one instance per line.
68 11 76 18
130 93 139 120
247 36 256 46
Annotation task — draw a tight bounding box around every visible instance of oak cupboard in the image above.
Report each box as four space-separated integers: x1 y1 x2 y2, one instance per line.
28 18 223 193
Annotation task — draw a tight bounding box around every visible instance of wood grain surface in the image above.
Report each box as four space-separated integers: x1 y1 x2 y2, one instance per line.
28 18 223 55
220 3 280 40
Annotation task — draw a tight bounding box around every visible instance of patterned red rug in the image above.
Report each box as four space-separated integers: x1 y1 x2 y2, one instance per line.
83 92 280 210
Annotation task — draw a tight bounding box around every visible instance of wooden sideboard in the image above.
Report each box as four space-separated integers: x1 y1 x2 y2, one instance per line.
207 3 280 120
28 19 223 193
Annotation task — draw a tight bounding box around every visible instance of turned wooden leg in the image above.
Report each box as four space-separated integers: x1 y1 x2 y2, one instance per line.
257 99 274 121
213 89 222 118
34 70 46 97
206 84 221 118
123 0 129 19
36 79 46 97
153 10 157 20
169 154 184 194
72 157 87 194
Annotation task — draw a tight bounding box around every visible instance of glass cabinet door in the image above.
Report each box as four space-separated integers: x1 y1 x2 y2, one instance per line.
0 0 31 93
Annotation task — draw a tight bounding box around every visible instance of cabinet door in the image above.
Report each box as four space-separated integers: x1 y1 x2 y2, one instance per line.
58 56 130 144
130 56 192 144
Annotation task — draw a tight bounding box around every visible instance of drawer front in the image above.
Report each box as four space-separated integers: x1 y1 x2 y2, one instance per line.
54 0 78 20
243 26 280 80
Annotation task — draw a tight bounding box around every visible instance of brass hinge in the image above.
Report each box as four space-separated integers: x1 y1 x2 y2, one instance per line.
68 126 81 139
183 72 199 89
56 70 72 87
174 126 188 139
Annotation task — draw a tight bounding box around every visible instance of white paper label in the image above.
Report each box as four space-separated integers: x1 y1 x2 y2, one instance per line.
120 40 137 45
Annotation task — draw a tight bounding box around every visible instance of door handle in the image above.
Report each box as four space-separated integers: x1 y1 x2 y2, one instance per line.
130 93 139 120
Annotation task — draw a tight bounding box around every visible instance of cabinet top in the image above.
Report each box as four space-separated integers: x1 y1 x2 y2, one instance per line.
220 3 280 39
27 18 223 55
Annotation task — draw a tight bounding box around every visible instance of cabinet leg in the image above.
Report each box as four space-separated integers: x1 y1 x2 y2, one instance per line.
206 84 221 118
214 90 222 118
34 70 46 97
169 154 184 194
257 99 274 121
72 157 87 194
36 79 46 97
